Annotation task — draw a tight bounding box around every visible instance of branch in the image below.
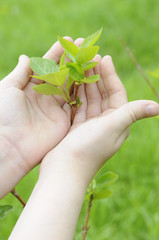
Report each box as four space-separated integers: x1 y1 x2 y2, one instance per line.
119 37 159 101
11 188 26 208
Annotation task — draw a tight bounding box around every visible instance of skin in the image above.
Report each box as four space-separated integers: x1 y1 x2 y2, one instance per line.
0 38 73 198
9 39 159 240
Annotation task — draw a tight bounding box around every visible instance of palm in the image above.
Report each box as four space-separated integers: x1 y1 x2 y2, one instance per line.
0 41 70 171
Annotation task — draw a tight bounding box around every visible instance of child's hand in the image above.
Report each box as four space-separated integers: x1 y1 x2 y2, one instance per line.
0 38 72 197
9 41 159 240
41 41 159 185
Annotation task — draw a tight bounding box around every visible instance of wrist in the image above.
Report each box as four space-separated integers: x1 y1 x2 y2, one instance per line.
10 150 88 240
39 146 96 189
0 135 28 198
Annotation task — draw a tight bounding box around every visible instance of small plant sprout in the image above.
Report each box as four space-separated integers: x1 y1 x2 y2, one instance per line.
30 28 103 123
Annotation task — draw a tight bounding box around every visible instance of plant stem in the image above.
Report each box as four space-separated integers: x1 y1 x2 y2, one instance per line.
11 188 26 208
119 37 159 101
71 84 79 124
82 194 93 240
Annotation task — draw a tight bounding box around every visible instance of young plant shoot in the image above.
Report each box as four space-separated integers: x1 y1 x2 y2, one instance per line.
30 28 102 123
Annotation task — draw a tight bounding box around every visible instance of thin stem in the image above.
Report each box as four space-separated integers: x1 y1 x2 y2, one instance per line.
119 37 159 101
61 87 70 103
82 194 93 240
11 188 26 208
71 84 80 124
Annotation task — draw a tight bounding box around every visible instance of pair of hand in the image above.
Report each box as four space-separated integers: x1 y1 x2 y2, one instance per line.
0 38 159 198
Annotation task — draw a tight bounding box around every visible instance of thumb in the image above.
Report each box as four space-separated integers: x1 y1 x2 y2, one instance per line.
112 100 159 131
1 55 32 89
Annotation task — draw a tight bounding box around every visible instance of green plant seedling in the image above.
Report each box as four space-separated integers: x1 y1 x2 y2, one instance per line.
30 28 103 123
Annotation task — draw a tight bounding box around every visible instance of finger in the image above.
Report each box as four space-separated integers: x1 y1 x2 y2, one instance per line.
74 38 102 119
85 68 102 118
94 54 109 112
101 55 127 109
111 100 159 132
0 55 32 89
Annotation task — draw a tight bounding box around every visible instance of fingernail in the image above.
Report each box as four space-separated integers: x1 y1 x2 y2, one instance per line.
146 104 159 115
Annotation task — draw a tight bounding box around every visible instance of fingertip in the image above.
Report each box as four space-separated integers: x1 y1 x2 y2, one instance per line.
102 55 112 62
93 54 102 62
63 36 73 42
74 38 84 47
18 54 30 63
145 102 159 117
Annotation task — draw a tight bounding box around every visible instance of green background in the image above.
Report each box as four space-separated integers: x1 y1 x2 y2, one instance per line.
0 0 159 239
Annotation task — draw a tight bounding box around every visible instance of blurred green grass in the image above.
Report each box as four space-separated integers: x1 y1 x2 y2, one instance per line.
0 0 159 239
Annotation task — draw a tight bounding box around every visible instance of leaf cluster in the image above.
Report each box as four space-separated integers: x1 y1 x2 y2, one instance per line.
30 28 102 107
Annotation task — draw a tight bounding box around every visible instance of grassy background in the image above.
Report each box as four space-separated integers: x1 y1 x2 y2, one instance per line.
0 0 159 239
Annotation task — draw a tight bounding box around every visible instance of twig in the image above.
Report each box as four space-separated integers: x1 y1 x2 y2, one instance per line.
11 188 26 208
119 37 159 101
82 194 93 240
71 84 79 124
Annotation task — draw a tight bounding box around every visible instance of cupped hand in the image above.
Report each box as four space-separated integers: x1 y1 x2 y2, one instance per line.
0 38 72 196
41 38 159 184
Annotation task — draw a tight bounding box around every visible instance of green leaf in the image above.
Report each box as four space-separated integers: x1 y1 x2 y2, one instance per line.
66 76 74 95
82 75 99 84
33 84 64 97
30 57 59 76
148 69 159 79
96 171 119 188
76 46 99 64
82 62 98 71
66 62 84 81
0 205 14 221
59 52 66 67
84 194 92 201
31 69 69 87
77 96 82 107
93 189 112 200
58 37 79 62
81 28 103 48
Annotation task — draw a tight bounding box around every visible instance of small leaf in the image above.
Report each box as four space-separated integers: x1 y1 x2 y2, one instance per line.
0 205 14 221
58 37 79 62
81 28 103 48
31 69 69 87
77 96 82 107
76 46 99 64
148 69 159 79
82 75 99 84
66 62 84 81
82 62 98 71
30 57 59 76
93 189 112 200
84 194 92 201
96 171 119 188
33 84 64 97
60 52 66 67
